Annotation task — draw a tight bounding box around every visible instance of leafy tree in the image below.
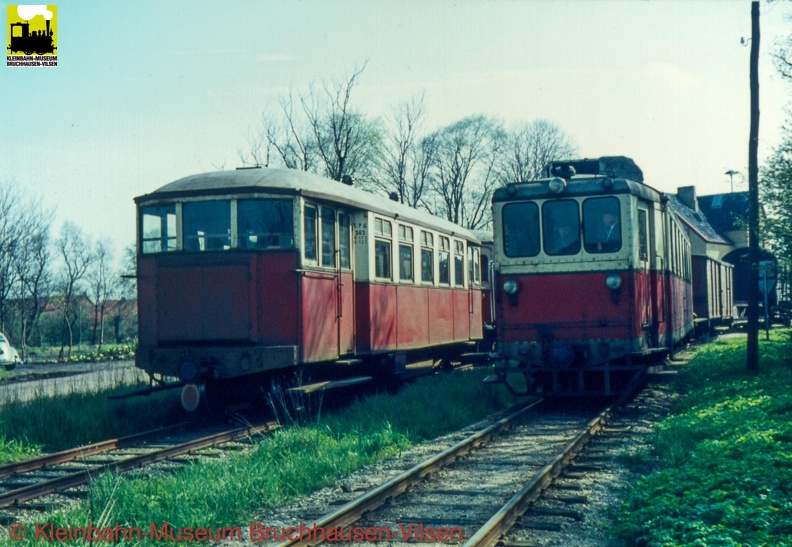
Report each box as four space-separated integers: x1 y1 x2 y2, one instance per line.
760 121 792 301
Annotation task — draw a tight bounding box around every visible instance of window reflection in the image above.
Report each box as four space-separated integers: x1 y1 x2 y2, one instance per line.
183 201 230 252
141 206 176 254
583 197 621 253
502 203 540 257
543 200 581 256
237 199 293 250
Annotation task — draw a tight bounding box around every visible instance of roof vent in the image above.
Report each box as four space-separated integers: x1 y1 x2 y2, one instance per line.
341 174 354 186
236 165 262 170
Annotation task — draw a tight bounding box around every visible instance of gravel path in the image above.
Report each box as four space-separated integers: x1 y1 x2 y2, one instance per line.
0 360 146 405
217 369 684 546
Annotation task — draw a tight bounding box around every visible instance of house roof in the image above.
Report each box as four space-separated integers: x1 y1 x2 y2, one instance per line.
697 192 749 234
668 195 732 245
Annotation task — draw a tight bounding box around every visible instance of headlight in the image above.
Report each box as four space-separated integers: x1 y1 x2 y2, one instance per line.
548 178 566 194
503 279 520 295
606 274 623 290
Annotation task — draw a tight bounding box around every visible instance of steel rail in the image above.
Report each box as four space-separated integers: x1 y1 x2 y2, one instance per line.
0 421 278 508
274 399 544 547
0 423 191 479
462 406 613 546
463 381 643 546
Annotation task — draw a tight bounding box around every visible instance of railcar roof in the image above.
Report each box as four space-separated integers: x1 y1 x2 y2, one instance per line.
491 176 663 203
135 168 480 242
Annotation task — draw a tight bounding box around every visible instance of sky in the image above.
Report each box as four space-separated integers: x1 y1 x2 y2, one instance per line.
2 0 791 255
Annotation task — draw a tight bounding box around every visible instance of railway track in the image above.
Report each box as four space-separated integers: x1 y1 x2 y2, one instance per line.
0 419 278 520
263 384 647 547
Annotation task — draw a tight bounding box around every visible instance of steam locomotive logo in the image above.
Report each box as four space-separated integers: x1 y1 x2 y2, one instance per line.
6 5 57 67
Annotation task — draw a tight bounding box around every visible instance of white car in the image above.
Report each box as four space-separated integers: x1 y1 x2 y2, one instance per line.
0 333 21 371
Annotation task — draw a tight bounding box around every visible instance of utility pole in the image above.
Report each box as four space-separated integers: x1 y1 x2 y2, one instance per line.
747 0 760 372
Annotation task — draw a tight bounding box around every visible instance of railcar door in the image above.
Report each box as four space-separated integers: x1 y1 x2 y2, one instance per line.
637 208 655 346
337 213 355 354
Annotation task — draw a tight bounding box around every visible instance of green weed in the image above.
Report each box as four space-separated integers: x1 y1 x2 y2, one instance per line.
15 369 517 545
613 329 792 546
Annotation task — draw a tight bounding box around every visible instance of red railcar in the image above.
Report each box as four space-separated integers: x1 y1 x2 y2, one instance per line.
135 168 484 410
491 157 694 396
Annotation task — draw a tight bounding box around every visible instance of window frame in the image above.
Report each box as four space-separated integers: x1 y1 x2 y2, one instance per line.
438 236 451 286
140 205 177 254
420 230 434 285
303 204 319 264
502 202 541 258
398 224 414 283
374 216 393 281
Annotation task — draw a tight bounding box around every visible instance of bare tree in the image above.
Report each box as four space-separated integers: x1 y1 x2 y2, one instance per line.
301 63 381 183
13 220 52 355
774 11 792 82
239 93 318 171
498 120 578 183
56 222 93 360
111 244 137 344
86 239 115 349
242 64 382 186
0 183 52 340
375 94 437 207
428 115 505 229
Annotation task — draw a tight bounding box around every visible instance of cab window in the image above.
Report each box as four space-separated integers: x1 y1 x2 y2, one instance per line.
141 205 176 254
502 203 539 257
543 200 580 256
183 201 230 252
583 197 621 253
237 199 293 250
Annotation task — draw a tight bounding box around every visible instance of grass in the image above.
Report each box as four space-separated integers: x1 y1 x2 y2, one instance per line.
613 329 792 546
0 375 183 458
14 369 517 545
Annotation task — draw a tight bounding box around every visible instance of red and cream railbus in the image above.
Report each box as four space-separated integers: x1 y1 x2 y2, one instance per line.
134 168 484 410
491 157 694 396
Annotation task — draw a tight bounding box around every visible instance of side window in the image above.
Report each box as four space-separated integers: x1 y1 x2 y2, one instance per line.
183 200 230 252
543 200 581 256
339 214 351 269
481 254 489 283
321 207 336 267
141 205 176 254
439 236 450 285
304 205 318 262
473 248 481 284
502 202 540 257
420 231 434 283
638 209 648 261
583 197 621 253
374 217 392 280
454 240 465 286
398 225 414 282
237 199 294 250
